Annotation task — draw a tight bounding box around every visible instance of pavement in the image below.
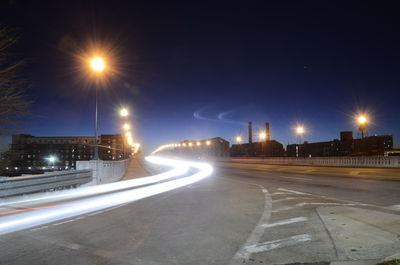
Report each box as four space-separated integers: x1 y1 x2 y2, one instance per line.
0 159 399 265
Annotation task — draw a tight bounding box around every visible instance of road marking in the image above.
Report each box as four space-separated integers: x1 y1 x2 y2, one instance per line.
387 205 400 211
261 217 308 228
280 176 312 181
277 188 311 195
230 181 272 265
29 225 48 232
272 206 294 213
243 234 312 254
52 219 75 226
272 197 312 203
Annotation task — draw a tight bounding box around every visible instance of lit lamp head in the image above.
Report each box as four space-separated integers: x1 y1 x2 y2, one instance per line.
89 56 105 72
206 140 211 146
122 123 130 131
120 108 129 117
235 136 242 143
357 115 367 125
296 126 304 135
259 132 266 141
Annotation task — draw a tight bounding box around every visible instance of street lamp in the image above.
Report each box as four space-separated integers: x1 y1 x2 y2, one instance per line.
123 123 131 131
296 126 304 141
89 56 106 160
357 115 367 139
235 136 242 144
259 132 266 141
119 108 128 117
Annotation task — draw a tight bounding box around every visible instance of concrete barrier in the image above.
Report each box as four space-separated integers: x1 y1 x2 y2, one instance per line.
76 159 129 185
230 156 400 168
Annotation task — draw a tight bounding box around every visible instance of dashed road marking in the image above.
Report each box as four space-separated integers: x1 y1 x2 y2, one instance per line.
261 217 308 228
242 234 312 254
277 188 311 195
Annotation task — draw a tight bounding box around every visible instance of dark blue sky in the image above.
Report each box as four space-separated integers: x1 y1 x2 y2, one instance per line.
1 1 399 153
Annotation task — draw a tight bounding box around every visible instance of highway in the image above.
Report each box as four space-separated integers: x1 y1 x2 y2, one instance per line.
0 158 399 265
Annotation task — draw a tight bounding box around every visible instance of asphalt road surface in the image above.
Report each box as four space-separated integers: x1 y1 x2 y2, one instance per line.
0 160 399 265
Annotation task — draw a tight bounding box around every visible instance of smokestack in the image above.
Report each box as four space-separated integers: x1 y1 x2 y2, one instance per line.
265 122 270 142
248 121 253 143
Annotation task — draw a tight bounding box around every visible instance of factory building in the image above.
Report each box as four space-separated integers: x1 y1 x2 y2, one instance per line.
230 122 285 157
286 131 393 157
6 134 126 174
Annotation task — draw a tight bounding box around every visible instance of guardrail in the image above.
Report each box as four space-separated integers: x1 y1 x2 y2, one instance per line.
230 156 400 167
76 159 129 185
0 170 92 198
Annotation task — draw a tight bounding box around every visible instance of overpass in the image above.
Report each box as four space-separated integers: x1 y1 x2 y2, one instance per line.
0 154 399 265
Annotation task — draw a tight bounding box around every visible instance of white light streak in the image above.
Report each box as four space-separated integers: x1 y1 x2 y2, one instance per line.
0 156 213 235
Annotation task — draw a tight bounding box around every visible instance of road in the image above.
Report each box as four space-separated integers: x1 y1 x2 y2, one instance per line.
0 159 399 265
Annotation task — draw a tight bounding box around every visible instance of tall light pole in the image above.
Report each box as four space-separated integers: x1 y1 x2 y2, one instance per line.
357 115 367 139
89 56 105 160
296 126 304 158
119 108 129 159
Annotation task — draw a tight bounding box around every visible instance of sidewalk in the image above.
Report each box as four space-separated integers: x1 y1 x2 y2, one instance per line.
122 157 150 180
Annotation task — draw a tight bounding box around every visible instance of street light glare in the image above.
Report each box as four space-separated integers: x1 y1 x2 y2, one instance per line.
123 123 130 131
120 108 129 117
358 115 367 125
259 132 266 140
296 126 304 134
90 56 105 72
235 136 242 143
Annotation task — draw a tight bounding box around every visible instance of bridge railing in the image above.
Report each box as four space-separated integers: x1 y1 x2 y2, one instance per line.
0 170 92 198
230 156 400 167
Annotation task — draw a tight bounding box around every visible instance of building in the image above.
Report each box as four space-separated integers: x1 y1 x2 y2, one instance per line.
230 141 285 157
167 137 230 158
230 121 285 157
287 131 393 157
6 134 126 175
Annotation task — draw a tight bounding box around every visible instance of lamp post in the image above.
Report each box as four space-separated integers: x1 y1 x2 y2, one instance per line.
89 56 105 160
357 115 367 139
296 126 304 158
119 108 129 159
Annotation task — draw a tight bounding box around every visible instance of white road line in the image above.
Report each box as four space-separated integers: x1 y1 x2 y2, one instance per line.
271 192 292 195
261 217 308 228
52 219 75 226
29 225 48 232
243 234 312 254
272 197 312 203
229 180 272 265
277 188 311 195
387 205 400 211
272 206 295 213
280 176 312 181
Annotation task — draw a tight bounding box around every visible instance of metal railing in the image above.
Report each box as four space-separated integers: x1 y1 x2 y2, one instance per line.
230 156 400 167
0 170 92 198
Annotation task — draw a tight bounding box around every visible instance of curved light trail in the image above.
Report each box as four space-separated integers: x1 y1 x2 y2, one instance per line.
0 156 213 235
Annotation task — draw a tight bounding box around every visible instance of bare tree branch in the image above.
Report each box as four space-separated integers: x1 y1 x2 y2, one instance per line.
0 26 31 135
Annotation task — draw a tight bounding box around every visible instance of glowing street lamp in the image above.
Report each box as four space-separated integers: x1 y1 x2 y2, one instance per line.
296 126 305 145
357 115 367 138
235 136 242 143
89 56 106 160
206 140 211 146
119 108 129 118
259 132 266 141
123 123 131 131
196 142 201 146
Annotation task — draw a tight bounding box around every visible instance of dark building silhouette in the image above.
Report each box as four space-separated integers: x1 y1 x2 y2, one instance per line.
7 134 126 174
169 137 230 157
230 140 285 157
287 131 393 157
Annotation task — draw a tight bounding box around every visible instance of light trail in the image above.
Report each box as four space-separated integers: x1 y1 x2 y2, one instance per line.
0 156 213 235
0 156 188 207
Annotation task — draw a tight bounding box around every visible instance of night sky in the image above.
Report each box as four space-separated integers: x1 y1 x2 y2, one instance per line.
1 1 399 153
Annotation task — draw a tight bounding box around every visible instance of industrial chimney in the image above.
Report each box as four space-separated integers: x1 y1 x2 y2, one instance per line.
248 121 253 143
265 122 270 142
